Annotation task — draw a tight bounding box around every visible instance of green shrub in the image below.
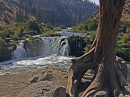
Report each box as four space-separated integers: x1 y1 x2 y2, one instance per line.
116 47 130 61
28 21 41 34
43 30 61 37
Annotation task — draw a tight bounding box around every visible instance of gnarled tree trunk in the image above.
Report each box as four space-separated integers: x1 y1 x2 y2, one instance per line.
67 0 129 97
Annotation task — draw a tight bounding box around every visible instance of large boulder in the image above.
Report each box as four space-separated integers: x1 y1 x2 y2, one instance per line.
68 36 86 57
18 81 66 97
24 38 44 57
18 66 68 97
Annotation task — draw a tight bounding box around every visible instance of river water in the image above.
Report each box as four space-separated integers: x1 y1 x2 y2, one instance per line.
0 30 82 74
0 29 129 82
0 54 72 74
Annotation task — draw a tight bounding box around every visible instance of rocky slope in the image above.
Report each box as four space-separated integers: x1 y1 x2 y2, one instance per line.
122 0 130 21
91 0 130 21
0 0 99 26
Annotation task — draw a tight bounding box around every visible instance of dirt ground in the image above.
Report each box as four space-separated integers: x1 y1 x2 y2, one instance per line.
0 66 68 97
0 66 129 97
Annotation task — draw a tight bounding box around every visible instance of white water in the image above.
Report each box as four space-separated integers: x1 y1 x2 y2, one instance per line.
42 37 53 56
11 41 27 59
60 38 70 56
0 36 71 74
56 29 86 37
41 36 69 56
0 54 72 74
0 30 130 83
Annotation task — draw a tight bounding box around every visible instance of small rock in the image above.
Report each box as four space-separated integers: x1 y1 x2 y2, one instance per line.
38 73 53 82
29 72 53 83
54 87 66 97
29 76 39 83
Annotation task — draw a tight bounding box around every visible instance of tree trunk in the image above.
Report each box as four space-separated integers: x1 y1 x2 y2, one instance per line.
67 0 129 97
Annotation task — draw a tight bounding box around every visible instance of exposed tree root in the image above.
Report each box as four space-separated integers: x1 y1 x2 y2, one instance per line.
81 63 129 97
66 47 95 97
67 0 128 96
114 64 129 96
67 57 129 97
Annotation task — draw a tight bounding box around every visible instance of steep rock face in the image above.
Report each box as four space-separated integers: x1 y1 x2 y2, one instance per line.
0 0 99 26
24 38 44 57
0 41 16 62
68 36 86 57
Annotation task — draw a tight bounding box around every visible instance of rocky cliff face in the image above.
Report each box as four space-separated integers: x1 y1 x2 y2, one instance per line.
0 0 99 26
24 38 44 57
68 36 86 57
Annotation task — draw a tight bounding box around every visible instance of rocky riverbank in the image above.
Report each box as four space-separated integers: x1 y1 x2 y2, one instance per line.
0 66 68 97
0 66 129 97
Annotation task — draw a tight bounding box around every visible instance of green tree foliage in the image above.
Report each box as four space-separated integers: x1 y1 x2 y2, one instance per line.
72 19 98 33
75 20 130 61
83 19 98 31
0 21 62 62
116 33 130 61
0 21 42 41
16 9 26 22
119 20 130 33
28 21 41 34
0 37 5 50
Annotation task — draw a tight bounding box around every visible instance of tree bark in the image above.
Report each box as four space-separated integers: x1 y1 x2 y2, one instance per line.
67 0 129 97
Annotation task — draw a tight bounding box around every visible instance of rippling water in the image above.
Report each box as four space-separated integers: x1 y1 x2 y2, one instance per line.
0 55 130 83
0 54 73 74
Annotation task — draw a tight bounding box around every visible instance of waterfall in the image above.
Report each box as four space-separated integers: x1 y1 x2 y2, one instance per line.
42 37 53 56
41 37 70 56
11 41 27 59
60 38 70 56
11 37 70 60
0 31 87 74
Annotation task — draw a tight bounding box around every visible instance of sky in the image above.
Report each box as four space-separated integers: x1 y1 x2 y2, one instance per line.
89 0 99 5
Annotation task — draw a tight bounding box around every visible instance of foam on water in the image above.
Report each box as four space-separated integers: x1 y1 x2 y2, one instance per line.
0 54 73 74
0 30 129 83
11 41 27 59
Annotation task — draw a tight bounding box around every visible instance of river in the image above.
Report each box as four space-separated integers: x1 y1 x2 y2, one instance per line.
0 29 129 83
0 29 84 74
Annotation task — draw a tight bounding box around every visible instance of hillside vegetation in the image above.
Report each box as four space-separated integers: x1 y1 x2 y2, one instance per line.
0 21 61 61
91 0 130 22
72 0 130 61
0 0 99 26
73 19 130 61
